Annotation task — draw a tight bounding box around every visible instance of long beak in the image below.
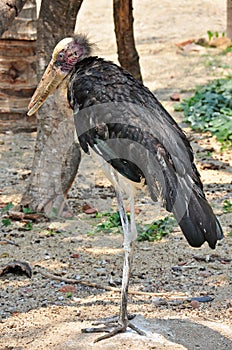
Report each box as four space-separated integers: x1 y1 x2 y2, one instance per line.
27 60 68 116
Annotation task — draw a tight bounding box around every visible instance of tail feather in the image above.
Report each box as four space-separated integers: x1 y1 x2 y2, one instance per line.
147 157 224 249
174 190 223 249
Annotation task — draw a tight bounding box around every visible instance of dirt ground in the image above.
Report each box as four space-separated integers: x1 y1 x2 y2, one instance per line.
0 0 232 349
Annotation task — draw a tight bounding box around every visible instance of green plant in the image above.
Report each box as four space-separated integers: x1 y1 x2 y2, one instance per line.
1 203 13 227
207 30 214 41
92 211 128 234
88 210 176 242
1 218 11 227
24 222 33 230
22 207 34 214
207 30 225 41
137 216 176 242
176 78 232 147
1 203 14 213
220 46 232 55
223 200 232 213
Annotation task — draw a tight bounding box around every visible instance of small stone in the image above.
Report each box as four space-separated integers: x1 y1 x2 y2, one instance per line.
199 271 212 277
190 300 200 308
170 92 180 101
84 208 98 214
152 297 168 306
71 253 79 258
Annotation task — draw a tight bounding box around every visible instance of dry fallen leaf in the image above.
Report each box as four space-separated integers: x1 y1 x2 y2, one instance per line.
82 203 98 214
59 285 76 293
0 260 32 278
175 38 195 47
209 37 232 49
126 206 141 214
170 92 180 101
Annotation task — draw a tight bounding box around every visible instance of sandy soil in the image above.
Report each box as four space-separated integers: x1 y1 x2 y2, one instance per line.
0 1 232 349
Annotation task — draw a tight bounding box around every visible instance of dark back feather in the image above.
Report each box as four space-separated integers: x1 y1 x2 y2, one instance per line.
68 57 223 249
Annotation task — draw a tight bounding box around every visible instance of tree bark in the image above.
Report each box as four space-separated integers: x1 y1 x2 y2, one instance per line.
0 0 27 36
0 0 37 133
21 0 84 217
36 0 84 78
113 0 142 81
227 0 232 39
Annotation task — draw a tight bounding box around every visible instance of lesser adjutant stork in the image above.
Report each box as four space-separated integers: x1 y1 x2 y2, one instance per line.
28 34 223 341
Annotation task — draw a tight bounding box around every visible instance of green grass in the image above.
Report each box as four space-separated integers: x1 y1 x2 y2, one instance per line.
175 78 232 148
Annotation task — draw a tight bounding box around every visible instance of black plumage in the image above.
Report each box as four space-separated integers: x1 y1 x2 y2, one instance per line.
68 55 223 249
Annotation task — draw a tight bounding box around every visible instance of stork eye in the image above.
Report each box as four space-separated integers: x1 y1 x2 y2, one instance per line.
57 52 65 60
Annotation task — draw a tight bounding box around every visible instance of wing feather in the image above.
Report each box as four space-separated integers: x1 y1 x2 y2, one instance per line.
70 58 223 248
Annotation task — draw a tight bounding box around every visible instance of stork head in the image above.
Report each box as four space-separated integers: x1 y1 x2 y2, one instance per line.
28 34 92 116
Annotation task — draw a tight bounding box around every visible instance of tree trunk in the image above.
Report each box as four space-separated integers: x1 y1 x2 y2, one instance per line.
21 0 84 217
36 0 84 78
0 0 27 36
0 0 37 133
113 0 142 81
227 0 232 39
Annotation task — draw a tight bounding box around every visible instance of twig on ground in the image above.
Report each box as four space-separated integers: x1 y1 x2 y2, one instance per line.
39 270 187 300
8 210 42 221
0 238 19 246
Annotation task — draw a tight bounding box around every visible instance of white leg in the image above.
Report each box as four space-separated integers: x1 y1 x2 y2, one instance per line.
82 166 145 341
116 188 137 326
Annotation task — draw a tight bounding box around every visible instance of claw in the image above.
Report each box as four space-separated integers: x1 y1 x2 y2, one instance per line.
82 326 115 334
91 315 119 326
91 313 136 326
128 322 146 336
81 314 146 342
94 324 127 343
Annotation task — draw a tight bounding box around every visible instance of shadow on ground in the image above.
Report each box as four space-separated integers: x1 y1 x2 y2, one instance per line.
32 314 232 350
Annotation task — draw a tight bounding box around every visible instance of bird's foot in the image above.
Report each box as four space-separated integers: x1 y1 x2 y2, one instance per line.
81 314 146 342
